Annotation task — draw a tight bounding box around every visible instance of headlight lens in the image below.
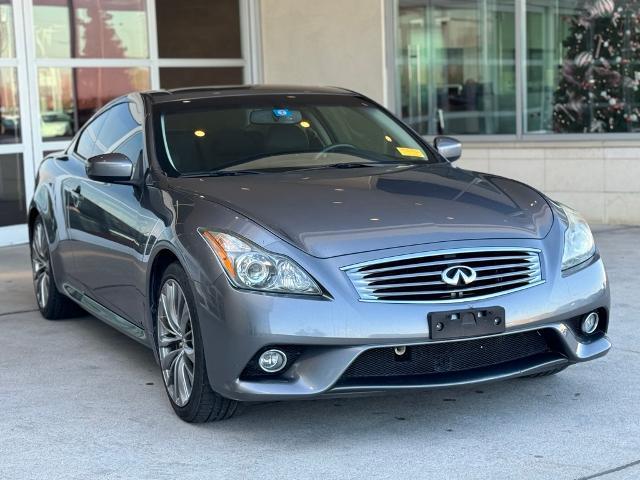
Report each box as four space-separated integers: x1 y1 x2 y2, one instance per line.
560 204 595 270
200 230 322 295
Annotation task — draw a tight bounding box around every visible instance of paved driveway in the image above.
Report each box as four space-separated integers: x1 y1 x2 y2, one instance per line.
1 226 639 480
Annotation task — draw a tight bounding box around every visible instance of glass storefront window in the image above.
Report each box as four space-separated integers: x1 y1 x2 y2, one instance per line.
526 0 640 133
0 67 20 143
396 0 640 136
0 153 26 227
0 0 15 58
156 0 241 58
397 0 516 135
33 0 149 58
38 67 149 140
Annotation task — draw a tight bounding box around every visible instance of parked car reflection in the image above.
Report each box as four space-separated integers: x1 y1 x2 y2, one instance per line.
40 112 73 138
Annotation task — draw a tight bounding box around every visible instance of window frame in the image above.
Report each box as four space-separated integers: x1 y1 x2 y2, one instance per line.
387 0 640 141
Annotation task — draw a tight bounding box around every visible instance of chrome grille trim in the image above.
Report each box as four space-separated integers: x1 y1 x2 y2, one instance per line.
341 247 544 303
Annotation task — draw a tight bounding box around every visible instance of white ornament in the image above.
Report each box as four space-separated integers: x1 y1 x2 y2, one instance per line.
574 51 594 67
591 0 615 17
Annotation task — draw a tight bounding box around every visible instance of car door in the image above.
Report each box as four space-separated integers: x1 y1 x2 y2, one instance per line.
61 110 109 282
68 102 159 326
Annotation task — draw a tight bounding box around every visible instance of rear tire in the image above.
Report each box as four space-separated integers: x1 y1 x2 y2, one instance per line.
30 216 83 320
521 366 569 378
155 262 239 422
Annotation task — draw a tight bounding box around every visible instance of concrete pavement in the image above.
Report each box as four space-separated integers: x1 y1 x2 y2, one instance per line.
1 226 639 480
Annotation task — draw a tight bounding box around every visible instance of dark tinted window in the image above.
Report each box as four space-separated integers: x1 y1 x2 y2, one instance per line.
114 132 143 166
94 102 141 154
156 0 241 58
75 112 108 158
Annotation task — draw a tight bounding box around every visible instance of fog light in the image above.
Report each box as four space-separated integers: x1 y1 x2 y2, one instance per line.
258 349 287 373
394 346 407 356
581 312 599 335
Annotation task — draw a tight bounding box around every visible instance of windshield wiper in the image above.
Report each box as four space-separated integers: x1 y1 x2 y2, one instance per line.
323 162 378 169
295 161 417 172
181 170 262 178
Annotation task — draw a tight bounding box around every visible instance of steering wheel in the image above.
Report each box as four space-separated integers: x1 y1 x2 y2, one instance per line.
313 143 357 160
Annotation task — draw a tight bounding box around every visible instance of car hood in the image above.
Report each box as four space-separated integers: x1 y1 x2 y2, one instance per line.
170 164 553 258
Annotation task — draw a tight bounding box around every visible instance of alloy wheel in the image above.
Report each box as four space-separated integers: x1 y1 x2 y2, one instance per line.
31 222 50 310
157 279 195 407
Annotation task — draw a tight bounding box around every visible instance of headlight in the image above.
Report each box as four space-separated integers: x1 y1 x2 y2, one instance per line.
200 229 322 295
560 204 595 270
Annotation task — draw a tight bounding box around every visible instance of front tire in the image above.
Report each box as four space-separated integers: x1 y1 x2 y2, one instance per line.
30 216 82 319
156 262 238 422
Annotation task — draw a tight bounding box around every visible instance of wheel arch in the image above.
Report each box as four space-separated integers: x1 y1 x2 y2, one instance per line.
28 184 58 244
27 205 39 241
148 247 181 307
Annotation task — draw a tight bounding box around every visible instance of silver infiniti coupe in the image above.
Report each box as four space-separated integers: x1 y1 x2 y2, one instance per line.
28 86 610 422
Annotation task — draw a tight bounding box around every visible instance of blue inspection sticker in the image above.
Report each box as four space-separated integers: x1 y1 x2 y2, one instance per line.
272 108 290 118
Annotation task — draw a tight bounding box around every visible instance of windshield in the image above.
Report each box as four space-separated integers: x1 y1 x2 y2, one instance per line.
156 94 439 176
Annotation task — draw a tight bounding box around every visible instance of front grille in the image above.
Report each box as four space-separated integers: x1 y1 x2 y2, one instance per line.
343 247 543 303
341 330 551 379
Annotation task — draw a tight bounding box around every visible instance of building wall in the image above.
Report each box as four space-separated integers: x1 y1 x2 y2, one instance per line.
259 0 387 104
458 142 640 225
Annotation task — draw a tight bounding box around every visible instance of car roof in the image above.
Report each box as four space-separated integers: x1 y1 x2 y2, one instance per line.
143 84 358 104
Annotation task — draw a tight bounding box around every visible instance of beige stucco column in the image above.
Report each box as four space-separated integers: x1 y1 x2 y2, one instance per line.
258 0 388 105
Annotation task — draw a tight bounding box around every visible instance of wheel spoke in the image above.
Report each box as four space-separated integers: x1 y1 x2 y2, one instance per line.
183 345 195 363
179 305 190 333
34 224 47 259
157 277 195 407
158 333 181 347
176 355 188 403
160 347 181 370
172 354 182 404
159 293 180 337
181 356 193 392
167 283 182 334
41 274 49 304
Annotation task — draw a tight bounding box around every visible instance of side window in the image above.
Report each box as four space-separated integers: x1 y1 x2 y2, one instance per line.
113 132 143 167
95 103 140 155
75 113 108 159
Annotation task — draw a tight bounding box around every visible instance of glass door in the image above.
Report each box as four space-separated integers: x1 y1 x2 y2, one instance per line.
0 0 35 245
397 0 517 136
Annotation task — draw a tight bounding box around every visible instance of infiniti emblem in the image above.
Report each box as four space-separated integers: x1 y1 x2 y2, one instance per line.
441 265 477 286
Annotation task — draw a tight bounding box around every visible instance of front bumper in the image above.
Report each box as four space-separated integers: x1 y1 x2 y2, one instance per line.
192 238 611 402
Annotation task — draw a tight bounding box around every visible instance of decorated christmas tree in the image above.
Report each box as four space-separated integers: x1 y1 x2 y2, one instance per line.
553 0 640 133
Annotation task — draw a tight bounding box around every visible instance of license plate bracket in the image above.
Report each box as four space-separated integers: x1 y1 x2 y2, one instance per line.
428 306 505 340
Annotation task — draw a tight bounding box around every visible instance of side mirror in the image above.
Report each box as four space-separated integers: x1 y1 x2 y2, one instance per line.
86 153 133 183
434 136 462 162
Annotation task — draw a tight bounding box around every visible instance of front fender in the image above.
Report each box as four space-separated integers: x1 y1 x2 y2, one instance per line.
30 183 57 243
